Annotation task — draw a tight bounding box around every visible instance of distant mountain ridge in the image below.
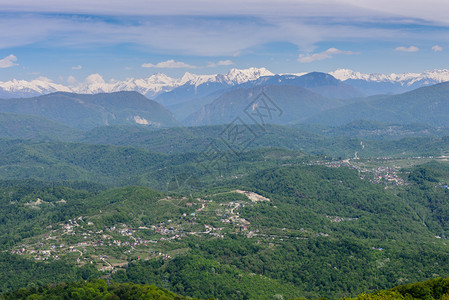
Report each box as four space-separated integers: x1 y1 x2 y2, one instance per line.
241 72 364 99
0 68 274 99
330 68 449 95
161 71 365 121
305 81 449 127
2 67 448 99
331 68 449 84
184 84 355 126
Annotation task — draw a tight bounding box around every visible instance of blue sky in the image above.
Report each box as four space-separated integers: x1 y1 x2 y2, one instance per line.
0 0 449 82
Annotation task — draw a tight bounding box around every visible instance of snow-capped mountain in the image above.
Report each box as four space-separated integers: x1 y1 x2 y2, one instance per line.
330 69 449 95
0 67 274 99
330 69 449 85
71 73 181 97
225 67 274 84
154 67 275 107
2 67 448 99
164 67 274 88
0 77 71 98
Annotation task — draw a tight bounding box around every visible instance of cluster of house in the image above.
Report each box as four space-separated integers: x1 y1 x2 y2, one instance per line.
369 166 405 185
10 192 272 269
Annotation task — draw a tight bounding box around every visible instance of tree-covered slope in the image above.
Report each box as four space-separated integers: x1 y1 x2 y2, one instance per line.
0 112 82 141
1 279 193 300
0 91 179 129
306 82 449 127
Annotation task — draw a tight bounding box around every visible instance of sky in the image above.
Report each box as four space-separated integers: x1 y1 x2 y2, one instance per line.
0 0 449 82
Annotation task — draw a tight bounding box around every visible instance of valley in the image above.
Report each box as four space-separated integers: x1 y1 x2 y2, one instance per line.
2 145 449 299
3 62 449 300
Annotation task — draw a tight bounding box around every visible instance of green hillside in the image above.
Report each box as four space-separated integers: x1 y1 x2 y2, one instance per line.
0 112 81 141
78 124 449 159
1 279 193 300
350 277 449 300
6 276 449 300
305 82 449 127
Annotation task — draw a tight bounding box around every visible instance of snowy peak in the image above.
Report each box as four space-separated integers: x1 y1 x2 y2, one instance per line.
0 67 275 99
148 72 175 84
225 67 274 84
330 69 374 81
176 67 274 87
331 68 449 86
178 72 220 87
0 77 71 96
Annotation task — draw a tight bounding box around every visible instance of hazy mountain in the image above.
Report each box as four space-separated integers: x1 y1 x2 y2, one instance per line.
0 112 82 141
166 72 363 121
305 81 449 126
184 85 352 126
154 67 274 107
165 90 231 121
243 72 364 99
0 91 178 129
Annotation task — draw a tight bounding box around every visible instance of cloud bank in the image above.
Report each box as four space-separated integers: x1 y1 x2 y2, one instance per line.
395 46 419 52
298 48 359 63
142 60 196 69
0 54 18 68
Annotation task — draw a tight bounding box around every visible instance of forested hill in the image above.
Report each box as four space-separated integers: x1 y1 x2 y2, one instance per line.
0 279 195 299
0 92 179 129
4 277 449 299
349 277 449 300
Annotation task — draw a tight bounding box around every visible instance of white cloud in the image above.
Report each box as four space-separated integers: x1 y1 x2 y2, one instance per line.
395 46 419 52
4 0 449 25
336 0 449 25
1 3 448 59
72 65 82 69
298 48 359 63
432 45 443 51
67 75 78 85
0 9 435 57
84 73 105 84
207 60 235 67
35 76 53 82
141 60 196 68
0 54 18 68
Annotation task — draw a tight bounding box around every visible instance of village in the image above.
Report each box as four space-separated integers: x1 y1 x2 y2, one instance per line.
318 157 413 187
9 190 280 272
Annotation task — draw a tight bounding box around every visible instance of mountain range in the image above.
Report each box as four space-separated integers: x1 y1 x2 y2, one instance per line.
331 69 449 95
2 66 449 130
2 68 449 100
0 91 177 129
165 71 364 121
184 84 357 126
305 81 449 127
0 68 274 99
